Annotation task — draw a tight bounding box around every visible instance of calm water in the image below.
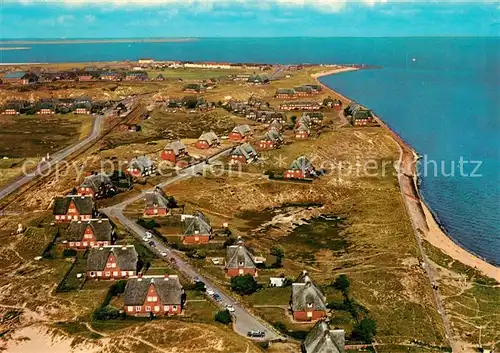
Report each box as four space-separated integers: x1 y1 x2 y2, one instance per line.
2 37 499 265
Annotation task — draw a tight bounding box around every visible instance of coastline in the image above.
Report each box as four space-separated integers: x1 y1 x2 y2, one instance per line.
313 68 500 282
0 38 198 45
0 47 30 51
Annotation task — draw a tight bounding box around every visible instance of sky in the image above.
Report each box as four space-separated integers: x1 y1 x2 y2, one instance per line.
0 1 499 38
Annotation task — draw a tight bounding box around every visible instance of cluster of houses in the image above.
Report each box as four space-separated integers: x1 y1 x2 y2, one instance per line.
344 102 376 126
275 84 323 99
1 97 93 115
53 202 185 316
0 68 150 85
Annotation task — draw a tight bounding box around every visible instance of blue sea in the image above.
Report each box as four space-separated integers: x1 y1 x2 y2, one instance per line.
1 37 499 265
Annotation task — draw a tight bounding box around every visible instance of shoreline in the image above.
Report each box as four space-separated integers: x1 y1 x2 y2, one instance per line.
313 68 500 282
0 38 198 45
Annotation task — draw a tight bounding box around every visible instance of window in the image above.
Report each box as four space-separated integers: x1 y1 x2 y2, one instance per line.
111 263 116 268
106 263 112 268
82 242 88 247
145 306 151 312
307 303 313 308
172 305 177 311
238 269 244 275
97 271 102 277
90 242 94 246
127 306 133 312
136 306 142 312
121 271 127 277
147 296 158 302
75 242 80 247
154 306 160 312
69 242 74 247
85 234 93 239
164 305 169 311
128 271 134 276
154 209 158 214
105 272 110 277
113 271 118 277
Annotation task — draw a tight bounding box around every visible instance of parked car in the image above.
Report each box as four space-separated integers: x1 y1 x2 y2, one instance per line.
206 288 214 296
145 231 153 239
148 241 156 247
213 293 222 302
225 304 235 313
247 331 265 338
160 251 168 257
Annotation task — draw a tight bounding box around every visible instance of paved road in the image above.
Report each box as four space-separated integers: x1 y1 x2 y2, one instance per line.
0 114 105 202
101 150 283 341
0 96 141 203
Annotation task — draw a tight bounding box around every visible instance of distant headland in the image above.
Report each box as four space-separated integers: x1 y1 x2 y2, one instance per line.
0 38 198 45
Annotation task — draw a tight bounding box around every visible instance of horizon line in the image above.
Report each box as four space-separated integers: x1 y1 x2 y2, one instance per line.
1 35 499 41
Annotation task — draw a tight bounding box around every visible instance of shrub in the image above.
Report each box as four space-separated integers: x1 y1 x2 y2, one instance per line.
137 218 159 230
333 274 350 293
62 249 77 257
230 274 259 295
270 246 285 267
93 306 122 321
194 281 206 292
352 318 377 343
186 249 206 259
214 310 232 325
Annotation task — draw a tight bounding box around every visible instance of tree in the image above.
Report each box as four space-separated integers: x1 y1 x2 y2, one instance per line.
290 116 297 124
195 281 206 292
230 274 259 295
352 318 377 343
214 310 232 325
333 274 350 293
270 246 285 267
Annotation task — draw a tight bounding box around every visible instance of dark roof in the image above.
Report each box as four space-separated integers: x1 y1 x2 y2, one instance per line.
198 131 219 144
226 241 256 269
277 88 296 95
145 187 169 209
294 86 314 93
53 195 94 216
291 281 326 312
304 320 345 353
232 124 252 135
80 173 113 193
262 130 283 143
87 245 138 271
184 211 212 236
4 71 26 79
296 124 310 133
124 275 183 306
165 141 186 155
62 219 113 242
289 156 314 173
231 143 258 160
129 156 154 172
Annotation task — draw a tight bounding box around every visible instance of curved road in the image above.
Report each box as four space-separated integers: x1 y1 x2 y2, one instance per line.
101 151 283 341
0 113 104 202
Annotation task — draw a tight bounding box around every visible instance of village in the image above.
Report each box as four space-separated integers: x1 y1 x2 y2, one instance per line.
1 59 494 353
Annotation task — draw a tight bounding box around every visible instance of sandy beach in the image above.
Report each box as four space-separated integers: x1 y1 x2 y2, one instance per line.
313 68 500 283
